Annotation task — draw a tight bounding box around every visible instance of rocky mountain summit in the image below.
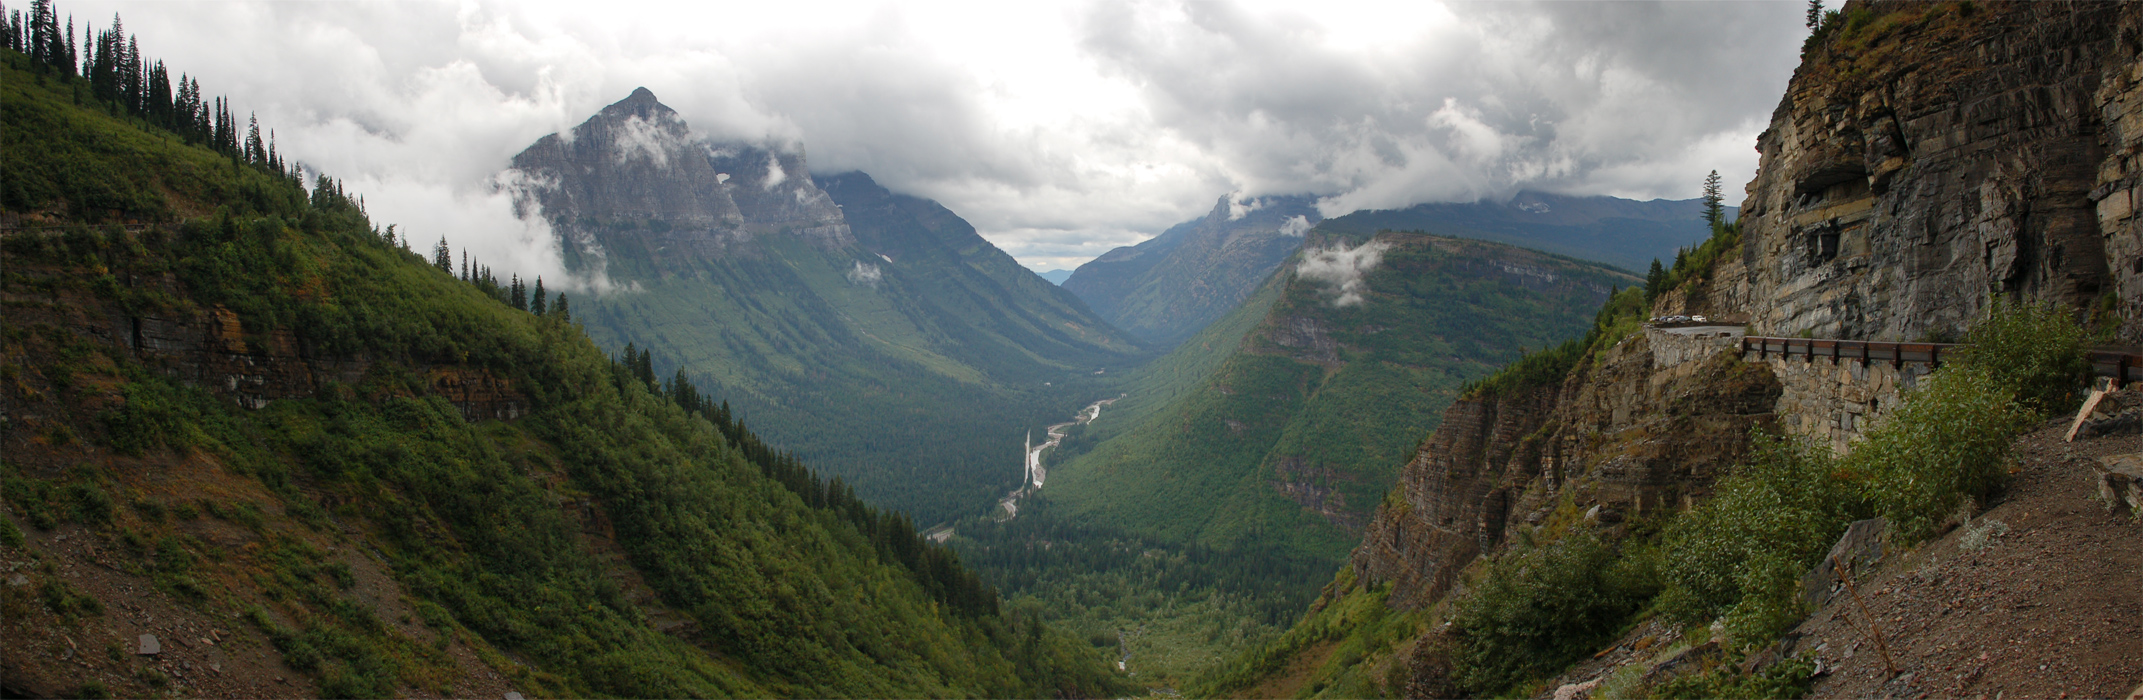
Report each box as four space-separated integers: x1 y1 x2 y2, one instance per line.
508 87 851 271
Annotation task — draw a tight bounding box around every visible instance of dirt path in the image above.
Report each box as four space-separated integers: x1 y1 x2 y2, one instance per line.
1795 420 2143 699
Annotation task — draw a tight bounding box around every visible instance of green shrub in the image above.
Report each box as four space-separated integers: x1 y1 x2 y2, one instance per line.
1949 296 2091 416
102 381 206 456
65 482 114 525
0 518 23 548
1648 657 1816 699
1844 369 2032 543
1449 528 1657 694
1659 433 1858 643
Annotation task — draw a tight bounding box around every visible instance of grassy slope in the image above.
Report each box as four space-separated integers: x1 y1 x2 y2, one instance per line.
1046 231 1639 564
0 51 1117 698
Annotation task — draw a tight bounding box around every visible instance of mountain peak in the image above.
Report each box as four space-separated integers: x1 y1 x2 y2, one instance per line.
598 86 676 122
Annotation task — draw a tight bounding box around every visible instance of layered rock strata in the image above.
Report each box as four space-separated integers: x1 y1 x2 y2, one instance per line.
1352 334 1783 609
1683 1 2143 344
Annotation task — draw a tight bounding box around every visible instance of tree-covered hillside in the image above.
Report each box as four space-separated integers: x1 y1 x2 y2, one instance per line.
0 35 1119 698
1047 230 1639 564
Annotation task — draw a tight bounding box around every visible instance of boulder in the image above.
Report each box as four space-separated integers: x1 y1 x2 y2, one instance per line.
2095 454 2143 518
1801 518 1890 610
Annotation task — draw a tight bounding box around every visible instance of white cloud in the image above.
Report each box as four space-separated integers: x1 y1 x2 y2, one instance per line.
1295 239 1392 307
763 153 789 190
612 115 675 167
1278 215 1312 237
67 0 1803 273
847 260 884 287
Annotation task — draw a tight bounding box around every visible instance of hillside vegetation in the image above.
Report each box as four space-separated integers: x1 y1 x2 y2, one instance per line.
950 229 1637 686
1048 230 1639 564
0 46 1118 698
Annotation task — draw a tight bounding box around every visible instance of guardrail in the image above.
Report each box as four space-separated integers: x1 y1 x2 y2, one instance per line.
1742 335 2142 387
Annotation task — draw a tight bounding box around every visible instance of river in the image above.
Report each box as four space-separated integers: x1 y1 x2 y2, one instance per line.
997 394 1121 520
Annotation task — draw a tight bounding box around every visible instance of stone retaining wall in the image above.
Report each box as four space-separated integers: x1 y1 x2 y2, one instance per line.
1749 353 1932 454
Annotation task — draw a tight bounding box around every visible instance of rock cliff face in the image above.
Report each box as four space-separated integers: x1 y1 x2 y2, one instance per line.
508 88 851 270
1692 2 2143 344
1352 335 1783 609
1349 0 2143 637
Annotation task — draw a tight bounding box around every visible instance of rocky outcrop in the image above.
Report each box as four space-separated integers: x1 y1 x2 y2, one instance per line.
1 262 523 423
1352 334 1783 610
1690 2 2143 344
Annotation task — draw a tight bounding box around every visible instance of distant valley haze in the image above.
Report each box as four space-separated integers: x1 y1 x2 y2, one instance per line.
64 0 1806 282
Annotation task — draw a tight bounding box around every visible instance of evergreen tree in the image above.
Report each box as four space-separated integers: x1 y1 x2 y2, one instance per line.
432 237 453 273
1645 259 1665 301
531 277 548 316
1806 0 1823 30
1702 169 1724 231
553 293 570 322
510 274 527 311
245 113 264 164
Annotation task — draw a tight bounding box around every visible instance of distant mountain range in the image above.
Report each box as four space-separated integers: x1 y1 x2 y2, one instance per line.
1314 190 1733 274
1065 191 1723 349
1036 269 1073 285
1065 195 1322 347
508 88 1144 523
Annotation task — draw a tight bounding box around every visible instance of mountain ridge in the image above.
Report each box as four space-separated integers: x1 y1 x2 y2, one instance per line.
502 90 1146 523
1065 190 1722 350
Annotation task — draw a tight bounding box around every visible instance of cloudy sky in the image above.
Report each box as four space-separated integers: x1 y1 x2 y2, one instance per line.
61 0 1806 279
